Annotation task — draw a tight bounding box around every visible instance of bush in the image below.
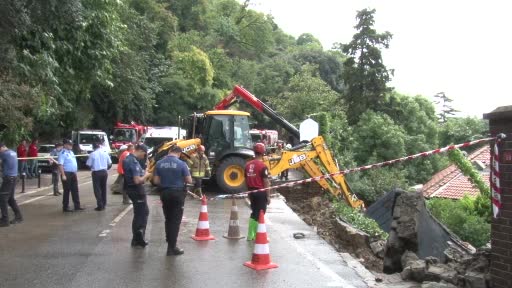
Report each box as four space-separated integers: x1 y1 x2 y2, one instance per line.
427 197 490 248
333 200 388 240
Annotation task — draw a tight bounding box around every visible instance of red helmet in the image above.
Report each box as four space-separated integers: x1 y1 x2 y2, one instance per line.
253 142 266 154
198 145 205 152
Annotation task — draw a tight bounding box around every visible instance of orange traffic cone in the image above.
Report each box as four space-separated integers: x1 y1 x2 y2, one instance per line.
223 197 245 240
244 210 278 270
191 196 215 241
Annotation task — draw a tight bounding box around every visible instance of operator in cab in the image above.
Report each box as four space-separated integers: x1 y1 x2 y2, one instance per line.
123 144 152 248
244 142 271 241
153 144 192 256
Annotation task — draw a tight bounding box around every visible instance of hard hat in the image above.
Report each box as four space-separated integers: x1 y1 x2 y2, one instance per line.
198 145 205 152
120 145 128 150
285 144 292 149
253 142 266 154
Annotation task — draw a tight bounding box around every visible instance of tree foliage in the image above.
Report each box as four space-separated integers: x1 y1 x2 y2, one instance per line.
338 8 393 125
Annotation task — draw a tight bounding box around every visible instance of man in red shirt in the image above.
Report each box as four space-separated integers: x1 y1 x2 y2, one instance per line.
27 139 39 178
16 140 28 177
244 142 271 241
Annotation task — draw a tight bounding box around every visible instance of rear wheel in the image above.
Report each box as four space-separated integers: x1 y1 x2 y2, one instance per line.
216 157 247 194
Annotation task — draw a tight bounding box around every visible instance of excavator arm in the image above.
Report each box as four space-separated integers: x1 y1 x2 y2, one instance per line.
147 138 202 175
264 136 365 209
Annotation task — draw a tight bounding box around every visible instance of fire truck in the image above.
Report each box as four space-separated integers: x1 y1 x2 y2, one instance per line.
110 122 148 155
249 129 279 147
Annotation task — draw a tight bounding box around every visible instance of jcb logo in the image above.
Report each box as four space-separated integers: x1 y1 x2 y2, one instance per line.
183 144 197 153
289 154 307 166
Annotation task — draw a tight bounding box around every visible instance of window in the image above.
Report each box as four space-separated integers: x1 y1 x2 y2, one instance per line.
233 116 251 148
112 129 136 142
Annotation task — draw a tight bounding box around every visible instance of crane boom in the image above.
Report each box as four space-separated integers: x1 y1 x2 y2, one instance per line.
215 85 300 140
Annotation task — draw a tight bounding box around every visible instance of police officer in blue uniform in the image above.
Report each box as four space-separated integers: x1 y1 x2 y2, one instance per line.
58 139 84 212
123 144 152 247
0 142 23 227
153 144 192 256
86 142 112 211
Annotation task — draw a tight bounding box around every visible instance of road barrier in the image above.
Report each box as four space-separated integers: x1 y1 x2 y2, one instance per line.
212 137 495 200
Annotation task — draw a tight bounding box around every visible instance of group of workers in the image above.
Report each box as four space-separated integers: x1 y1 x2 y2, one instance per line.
1 138 273 257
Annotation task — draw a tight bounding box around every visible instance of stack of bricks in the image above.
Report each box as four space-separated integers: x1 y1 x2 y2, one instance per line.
484 106 512 288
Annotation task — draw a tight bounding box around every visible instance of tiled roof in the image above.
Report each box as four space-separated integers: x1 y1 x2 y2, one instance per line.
422 145 491 199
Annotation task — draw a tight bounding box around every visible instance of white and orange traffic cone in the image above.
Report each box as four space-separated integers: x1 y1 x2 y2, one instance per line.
244 210 278 270
192 195 215 241
223 197 244 240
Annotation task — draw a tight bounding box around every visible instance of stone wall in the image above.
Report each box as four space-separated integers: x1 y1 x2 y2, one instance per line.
484 106 512 288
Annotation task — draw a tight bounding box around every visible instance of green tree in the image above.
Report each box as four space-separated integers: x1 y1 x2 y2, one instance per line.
338 8 393 125
434 92 460 123
439 117 488 147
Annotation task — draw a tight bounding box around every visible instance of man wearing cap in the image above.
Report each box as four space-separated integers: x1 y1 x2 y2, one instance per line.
244 142 271 241
0 143 23 227
49 143 63 196
59 139 85 212
86 142 112 211
123 144 152 247
153 144 192 256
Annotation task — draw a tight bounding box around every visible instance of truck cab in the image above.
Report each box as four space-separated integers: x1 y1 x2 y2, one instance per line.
71 130 111 167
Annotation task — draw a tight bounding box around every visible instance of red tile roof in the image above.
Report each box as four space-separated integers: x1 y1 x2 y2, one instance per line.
422 145 491 199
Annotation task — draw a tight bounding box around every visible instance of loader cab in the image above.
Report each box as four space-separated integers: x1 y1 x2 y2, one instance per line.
186 110 254 193
187 111 253 160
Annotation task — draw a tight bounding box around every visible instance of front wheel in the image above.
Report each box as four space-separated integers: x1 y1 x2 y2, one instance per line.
216 157 247 194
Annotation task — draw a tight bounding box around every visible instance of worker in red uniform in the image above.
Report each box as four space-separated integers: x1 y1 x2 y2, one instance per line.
16 140 28 177
244 142 271 241
27 138 39 178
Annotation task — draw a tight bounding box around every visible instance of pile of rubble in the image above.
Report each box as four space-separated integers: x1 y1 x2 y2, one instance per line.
383 191 491 288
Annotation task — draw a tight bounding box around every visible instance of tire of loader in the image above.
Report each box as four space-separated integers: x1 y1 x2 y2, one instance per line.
215 156 247 194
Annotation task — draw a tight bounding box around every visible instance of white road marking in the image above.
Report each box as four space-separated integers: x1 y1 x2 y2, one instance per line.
19 192 54 205
110 205 133 227
266 210 356 288
15 179 93 205
98 230 110 237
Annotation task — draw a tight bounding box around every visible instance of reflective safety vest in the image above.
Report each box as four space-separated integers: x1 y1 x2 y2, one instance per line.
188 153 210 178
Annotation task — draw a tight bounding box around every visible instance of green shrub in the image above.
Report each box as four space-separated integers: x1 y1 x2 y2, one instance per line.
333 200 388 240
427 197 490 247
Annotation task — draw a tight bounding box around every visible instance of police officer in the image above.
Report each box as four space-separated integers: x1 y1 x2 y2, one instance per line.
86 142 112 211
0 142 23 227
153 144 192 256
59 139 84 212
123 144 152 247
244 142 271 241
49 143 63 196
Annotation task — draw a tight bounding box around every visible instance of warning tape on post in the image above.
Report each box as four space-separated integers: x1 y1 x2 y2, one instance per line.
211 137 494 200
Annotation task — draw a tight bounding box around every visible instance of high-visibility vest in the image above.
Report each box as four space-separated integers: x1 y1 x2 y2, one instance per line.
189 154 210 177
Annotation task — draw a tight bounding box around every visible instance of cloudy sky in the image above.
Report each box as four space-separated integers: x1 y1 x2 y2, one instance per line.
248 0 510 117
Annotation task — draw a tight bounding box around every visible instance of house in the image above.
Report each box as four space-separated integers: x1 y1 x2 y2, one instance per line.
422 145 490 199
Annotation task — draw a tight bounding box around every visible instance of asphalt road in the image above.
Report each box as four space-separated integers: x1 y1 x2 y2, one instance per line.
0 167 373 288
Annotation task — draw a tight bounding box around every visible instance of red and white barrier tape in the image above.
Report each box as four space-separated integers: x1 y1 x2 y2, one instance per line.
212 137 495 200
492 134 507 218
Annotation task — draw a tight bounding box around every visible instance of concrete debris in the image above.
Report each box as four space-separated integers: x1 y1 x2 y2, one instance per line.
370 239 386 259
421 281 457 288
402 251 420 268
463 272 487 288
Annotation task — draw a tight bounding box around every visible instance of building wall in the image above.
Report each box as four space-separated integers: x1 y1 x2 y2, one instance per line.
485 110 512 288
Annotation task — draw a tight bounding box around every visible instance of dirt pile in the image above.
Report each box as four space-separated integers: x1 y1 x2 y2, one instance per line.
277 184 384 272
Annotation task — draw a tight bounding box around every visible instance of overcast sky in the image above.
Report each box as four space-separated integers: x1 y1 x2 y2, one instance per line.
247 0 510 117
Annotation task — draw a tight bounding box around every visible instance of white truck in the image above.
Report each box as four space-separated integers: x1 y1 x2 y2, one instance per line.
71 130 111 167
141 126 186 153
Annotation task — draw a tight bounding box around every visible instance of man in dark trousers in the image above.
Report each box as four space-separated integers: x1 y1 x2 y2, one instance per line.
153 144 192 256
0 143 23 227
244 142 271 241
49 143 63 196
123 144 152 247
28 138 39 178
58 139 85 212
86 142 112 211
